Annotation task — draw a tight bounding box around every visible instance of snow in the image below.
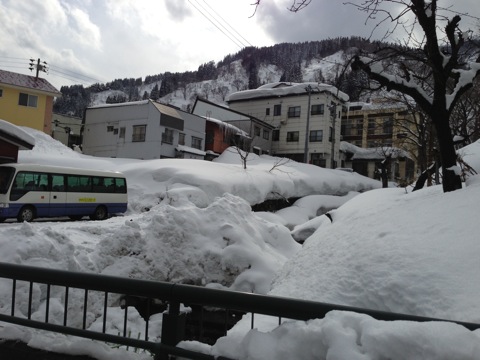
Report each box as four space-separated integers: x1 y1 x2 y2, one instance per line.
340 141 411 160
1 123 480 359
226 82 349 103
0 119 35 147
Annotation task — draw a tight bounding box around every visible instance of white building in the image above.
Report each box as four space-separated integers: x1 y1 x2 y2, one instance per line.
82 100 206 160
227 82 349 168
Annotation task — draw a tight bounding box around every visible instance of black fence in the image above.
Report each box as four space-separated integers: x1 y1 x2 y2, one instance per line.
0 262 479 360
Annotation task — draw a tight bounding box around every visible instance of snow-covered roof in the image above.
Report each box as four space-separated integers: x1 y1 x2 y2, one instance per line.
227 82 349 103
204 116 249 137
0 69 61 97
0 119 35 149
176 145 206 156
347 100 408 112
88 99 150 109
340 141 410 160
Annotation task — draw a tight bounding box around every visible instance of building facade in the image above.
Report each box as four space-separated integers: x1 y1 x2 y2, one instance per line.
0 69 61 134
226 82 348 168
51 113 83 149
82 100 206 160
192 97 273 155
341 101 417 183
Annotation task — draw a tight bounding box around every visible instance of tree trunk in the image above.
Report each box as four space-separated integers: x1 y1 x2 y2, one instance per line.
432 109 462 192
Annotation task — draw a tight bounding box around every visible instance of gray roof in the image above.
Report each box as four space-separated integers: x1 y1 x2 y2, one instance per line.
0 69 61 97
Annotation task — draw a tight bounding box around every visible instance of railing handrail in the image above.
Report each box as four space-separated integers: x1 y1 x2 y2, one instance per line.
1 261 480 360
1 262 479 330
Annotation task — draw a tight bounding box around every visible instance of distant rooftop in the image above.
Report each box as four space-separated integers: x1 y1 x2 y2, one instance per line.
227 82 349 103
0 69 61 97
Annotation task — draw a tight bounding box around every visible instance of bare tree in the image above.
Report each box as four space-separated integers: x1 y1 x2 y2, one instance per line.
217 85 230 101
348 1 480 192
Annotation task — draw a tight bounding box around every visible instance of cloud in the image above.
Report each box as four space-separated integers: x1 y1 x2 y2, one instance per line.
165 0 192 21
67 7 102 50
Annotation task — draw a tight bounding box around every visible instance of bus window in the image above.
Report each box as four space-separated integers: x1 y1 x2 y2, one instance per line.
115 178 127 193
103 177 115 193
51 174 65 192
10 172 48 200
67 175 92 192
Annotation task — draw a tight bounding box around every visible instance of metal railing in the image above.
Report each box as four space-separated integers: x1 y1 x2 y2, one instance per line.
0 262 479 360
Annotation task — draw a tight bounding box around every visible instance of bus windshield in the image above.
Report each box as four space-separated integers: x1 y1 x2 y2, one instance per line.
0 166 15 195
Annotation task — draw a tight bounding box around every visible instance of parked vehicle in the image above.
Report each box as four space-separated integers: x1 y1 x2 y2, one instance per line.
0 163 127 222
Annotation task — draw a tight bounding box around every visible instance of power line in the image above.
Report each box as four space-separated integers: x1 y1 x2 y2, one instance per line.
199 0 253 47
0 56 103 86
188 0 247 49
49 64 103 83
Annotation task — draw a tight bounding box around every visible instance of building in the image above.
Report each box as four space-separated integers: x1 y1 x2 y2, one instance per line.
226 82 348 168
192 97 274 156
0 69 61 134
51 113 83 149
82 100 206 160
340 141 414 185
341 101 417 183
202 117 250 160
0 119 35 164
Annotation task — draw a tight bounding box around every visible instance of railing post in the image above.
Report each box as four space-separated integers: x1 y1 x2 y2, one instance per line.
156 301 186 360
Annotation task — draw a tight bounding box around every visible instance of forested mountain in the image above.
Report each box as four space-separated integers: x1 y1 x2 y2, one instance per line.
52 37 383 117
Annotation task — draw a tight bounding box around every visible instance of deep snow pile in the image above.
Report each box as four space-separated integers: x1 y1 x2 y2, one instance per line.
3 124 480 360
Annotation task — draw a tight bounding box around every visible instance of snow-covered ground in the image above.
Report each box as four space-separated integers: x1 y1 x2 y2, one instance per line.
1 125 480 359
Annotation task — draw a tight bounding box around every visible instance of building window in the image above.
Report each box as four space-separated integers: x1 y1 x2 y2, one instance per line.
18 93 38 107
254 126 261 136
329 127 333 142
266 108 270 116
274 104 282 116
179 133 186 145
311 104 324 115
309 130 323 142
192 136 202 149
272 129 280 141
286 131 299 142
368 118 376 135
107 126 114 132
288 106 301 118
383 117 393 134
162 128 174 144
263 129 269 140
342 118 363 137
119 127 126 139
311 153 326 167
132 125 146 142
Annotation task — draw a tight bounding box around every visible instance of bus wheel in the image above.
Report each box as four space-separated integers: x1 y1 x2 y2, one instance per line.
17 206 35 222
90 206 108 221
0 217 5 223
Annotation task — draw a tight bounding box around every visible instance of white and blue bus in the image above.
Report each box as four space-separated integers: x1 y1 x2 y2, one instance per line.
0 163 128 222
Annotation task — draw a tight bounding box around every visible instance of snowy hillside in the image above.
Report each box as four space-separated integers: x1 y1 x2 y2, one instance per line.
83 49 351 112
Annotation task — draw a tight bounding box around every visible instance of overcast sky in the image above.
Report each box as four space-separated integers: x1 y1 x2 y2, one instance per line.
1 0 479 90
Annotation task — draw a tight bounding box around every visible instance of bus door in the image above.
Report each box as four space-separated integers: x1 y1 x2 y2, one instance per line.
49 174 66 216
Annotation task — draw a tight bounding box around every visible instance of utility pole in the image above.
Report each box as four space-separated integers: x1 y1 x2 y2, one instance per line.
329 102 337 169
29 58 48 79
303 85 313 163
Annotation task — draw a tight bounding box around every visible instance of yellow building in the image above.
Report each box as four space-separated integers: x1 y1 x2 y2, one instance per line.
0 69 61 134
